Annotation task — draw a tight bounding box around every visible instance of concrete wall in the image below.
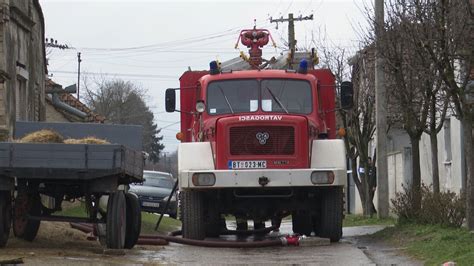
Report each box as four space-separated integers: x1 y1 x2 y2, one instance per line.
352 116 464 214
0 0 45 139
419 117 464 193
45 101 69 122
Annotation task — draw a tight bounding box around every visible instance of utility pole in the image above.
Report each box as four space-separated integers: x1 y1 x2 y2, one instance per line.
375 0 389 218
77 52 82 100
270 13 313 67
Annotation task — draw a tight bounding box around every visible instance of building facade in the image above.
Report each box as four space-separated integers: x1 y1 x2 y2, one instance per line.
0 0 46 140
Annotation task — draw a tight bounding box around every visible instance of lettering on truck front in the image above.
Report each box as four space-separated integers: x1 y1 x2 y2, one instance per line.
238 115 283 121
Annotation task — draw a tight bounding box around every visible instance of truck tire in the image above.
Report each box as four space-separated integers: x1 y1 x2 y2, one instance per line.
106 191 127 249
182 190 205 240
292 212 312 236
318 187 343 242
13 192 41 241
0 191 12 247
124 193 141 249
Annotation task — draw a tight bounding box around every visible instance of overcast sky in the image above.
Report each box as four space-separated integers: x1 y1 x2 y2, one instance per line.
40 0 368 153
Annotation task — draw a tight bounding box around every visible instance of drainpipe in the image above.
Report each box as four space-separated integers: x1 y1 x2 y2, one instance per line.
51 93 87 118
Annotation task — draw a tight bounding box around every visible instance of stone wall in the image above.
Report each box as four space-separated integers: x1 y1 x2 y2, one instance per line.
0 0 46 138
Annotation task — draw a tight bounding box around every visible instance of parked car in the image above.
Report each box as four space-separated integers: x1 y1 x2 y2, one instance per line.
129 171 178 219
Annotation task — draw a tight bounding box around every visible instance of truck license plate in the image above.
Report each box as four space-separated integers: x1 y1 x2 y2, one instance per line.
228 160 267 169
142 202 160 208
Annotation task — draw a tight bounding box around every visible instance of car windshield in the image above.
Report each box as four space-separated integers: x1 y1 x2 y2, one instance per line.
143 173 174 189
206 79 312 115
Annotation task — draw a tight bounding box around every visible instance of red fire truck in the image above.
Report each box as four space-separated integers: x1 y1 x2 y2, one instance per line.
165 27 353 242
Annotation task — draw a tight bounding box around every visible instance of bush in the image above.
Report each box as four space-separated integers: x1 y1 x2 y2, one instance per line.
391 183 465 227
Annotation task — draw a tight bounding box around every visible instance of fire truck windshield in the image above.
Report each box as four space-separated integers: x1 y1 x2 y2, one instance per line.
207 79 312 115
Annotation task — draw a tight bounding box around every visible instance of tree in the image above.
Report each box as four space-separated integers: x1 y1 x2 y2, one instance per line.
84 78 165 162
383 0 473 229
318 40 377 216
345 48 377 216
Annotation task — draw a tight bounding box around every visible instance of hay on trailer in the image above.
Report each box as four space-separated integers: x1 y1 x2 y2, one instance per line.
64 137 110 145
19 129 64 143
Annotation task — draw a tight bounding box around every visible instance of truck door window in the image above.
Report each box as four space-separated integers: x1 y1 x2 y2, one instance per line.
207 80 259 115
261 79 312 114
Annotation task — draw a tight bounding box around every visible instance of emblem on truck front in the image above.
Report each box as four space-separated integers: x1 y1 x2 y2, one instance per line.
256 132 269 145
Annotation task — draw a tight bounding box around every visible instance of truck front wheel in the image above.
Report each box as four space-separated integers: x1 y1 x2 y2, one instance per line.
318 187 343 242
182 190 205 240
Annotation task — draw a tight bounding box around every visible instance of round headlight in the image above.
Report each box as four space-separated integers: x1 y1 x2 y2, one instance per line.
196 101 206 113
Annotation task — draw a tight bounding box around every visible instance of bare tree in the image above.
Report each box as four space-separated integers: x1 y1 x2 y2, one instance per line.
424 79 449 194
84 78 165 162
319 39 377 216
345 48 377 216
384 0 474 229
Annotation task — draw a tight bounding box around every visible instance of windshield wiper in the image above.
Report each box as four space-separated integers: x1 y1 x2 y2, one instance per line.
266 86 289 114
217 85 234 114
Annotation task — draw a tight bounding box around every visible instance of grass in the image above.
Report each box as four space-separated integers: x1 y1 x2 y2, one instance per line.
371 223 474 265
56 204 181 234
343 214 396 227
141 212 181 234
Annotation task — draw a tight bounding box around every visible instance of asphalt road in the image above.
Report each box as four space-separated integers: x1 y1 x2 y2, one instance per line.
0 221 421 265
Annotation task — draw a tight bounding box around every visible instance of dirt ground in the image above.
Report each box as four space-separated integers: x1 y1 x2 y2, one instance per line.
0 222 168 265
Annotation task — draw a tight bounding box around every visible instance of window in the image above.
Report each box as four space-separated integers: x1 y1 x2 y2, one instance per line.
206 79 313 115
15 78 27 121
143 172 174 189
207 80 259 115
261 79 312 114
444 118 452 162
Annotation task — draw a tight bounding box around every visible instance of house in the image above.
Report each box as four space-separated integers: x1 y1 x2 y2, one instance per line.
348 46 467 215
0 0 46 140
45 79 105 123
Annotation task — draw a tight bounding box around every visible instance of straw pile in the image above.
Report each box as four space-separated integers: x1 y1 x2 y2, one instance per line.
19 129 64 143
64 137 110 145
18 129 110 145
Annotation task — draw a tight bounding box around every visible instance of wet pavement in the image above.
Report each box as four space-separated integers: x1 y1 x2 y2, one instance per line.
0 221 422 265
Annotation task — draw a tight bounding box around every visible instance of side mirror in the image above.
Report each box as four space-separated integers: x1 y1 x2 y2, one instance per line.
340 81 354 110
165 89 176 112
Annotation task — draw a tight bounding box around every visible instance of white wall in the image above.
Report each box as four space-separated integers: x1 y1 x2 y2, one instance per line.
419 117 463 193
352 116 464 215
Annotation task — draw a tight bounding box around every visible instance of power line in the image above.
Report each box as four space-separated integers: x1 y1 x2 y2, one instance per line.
51 70 177 79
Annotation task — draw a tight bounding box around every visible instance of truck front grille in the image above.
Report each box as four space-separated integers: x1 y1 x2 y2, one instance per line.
229 126 295 155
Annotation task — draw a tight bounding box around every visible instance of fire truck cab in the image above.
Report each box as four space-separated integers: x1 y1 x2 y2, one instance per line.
166 61 353 242
165 26 352 242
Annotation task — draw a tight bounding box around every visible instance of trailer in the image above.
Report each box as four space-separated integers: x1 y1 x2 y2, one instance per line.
0 122 144 249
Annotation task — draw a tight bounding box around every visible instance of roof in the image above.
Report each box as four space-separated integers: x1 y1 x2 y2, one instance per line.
45 79 105 123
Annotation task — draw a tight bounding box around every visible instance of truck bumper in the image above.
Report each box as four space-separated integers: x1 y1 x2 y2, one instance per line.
179 168 346 189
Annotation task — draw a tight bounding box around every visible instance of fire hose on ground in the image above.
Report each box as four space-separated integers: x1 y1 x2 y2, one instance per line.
69 222 308 248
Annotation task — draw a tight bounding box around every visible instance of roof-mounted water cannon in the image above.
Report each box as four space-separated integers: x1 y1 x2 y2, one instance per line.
235 20 276 69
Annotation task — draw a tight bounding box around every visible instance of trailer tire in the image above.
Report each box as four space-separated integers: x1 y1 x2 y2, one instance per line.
292 212 312 236
0 191 12 247
124 193 141 249
13 192 41 241
318 187 343 242
182 190 205 240
106 191 127 249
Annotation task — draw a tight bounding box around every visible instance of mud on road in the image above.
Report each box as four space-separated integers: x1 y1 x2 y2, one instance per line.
0 221 421 265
